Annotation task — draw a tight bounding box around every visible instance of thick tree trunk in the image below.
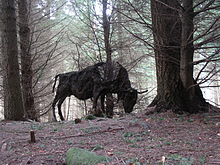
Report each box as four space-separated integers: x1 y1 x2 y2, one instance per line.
179 0 208 112
0 2 8 118
180 0 195 98
150 0 183 112
1 22 9 119
150 0 208 113
1 0 25 120
18 0 37 121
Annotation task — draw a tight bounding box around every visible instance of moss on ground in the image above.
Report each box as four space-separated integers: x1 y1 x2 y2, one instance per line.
66 147 109 165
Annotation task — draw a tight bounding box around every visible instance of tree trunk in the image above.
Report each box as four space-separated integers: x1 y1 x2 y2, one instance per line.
18 0 37 121
1 0 25 120
102 0 114 117
0 15 8 119
180 0 195 97
150 0 208 113
150 0 183 112
116 0 124 63
0 1 7 118
179 0 208 112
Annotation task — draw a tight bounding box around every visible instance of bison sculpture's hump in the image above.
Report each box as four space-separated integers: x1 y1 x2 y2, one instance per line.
96 62 122 81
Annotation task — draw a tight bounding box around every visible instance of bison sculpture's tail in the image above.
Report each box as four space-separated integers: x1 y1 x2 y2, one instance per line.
52 74 60 93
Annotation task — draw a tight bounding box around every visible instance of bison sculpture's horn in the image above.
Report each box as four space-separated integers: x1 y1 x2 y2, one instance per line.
119 88 148 94
137 89 148 94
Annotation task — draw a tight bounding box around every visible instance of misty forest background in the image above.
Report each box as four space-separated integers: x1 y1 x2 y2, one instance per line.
0 0 220 122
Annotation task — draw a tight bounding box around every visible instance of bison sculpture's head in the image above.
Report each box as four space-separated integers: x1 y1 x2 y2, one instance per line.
121 88 148 113
122 88 138 113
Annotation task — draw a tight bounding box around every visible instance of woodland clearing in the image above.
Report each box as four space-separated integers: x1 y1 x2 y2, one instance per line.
0 109 220 165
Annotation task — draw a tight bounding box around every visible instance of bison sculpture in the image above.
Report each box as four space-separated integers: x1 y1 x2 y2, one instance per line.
52 62 147 121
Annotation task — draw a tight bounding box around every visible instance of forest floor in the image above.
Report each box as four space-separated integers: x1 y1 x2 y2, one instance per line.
0 108 220 165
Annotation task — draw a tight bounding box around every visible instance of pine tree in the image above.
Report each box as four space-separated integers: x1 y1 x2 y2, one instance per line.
1 0 25 120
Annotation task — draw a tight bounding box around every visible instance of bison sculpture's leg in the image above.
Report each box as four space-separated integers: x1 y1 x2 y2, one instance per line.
57 96 67 121
92 88 102 110
91 84 105 115
100 94 105 114
52 95 60 121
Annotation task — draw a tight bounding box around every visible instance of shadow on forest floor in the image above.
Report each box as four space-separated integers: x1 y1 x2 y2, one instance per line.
0 109 220 165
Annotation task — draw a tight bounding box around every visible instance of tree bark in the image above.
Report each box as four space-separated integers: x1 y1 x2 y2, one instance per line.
116 0 124 63
179 0 208 112
102 0 114 117
150 0 208 113
180 0 195 98
1 0 25 120
18 0 37 121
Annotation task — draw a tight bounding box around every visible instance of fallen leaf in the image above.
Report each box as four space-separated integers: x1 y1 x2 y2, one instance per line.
1 143 7 152
145 118 150 122
162 156 166 165
128 163 135 165
107 152 114 156
38 150 45 153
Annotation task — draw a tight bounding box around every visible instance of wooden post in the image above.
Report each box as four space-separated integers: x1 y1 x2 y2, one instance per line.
30 130 36 143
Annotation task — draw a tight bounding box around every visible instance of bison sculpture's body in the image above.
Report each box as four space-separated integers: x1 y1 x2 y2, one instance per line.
52 62 143 121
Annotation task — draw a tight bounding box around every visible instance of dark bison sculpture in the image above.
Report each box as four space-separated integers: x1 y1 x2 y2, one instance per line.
52 62 147 121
